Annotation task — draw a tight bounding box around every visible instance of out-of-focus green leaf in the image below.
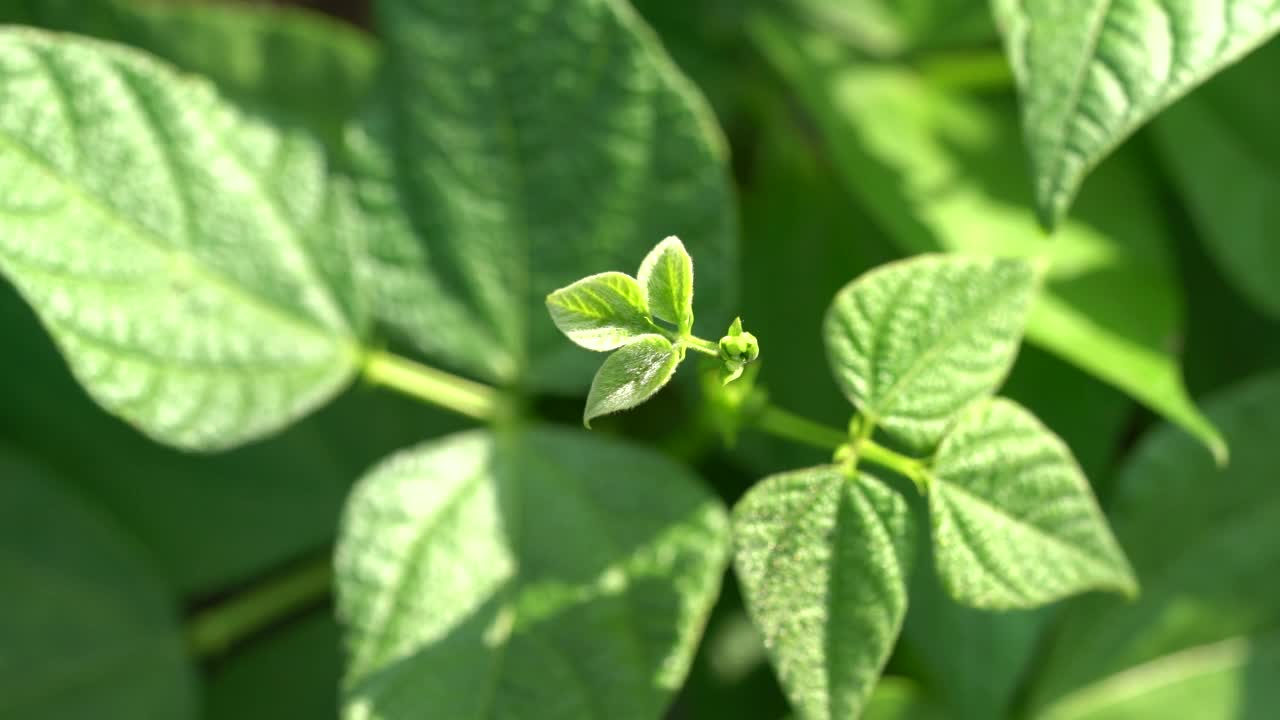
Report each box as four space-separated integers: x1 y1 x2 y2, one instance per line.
992 0 1280 227
930 399 1135 609
352 0 737 393
0 29 366 450
0 449 197 718
824 255 1038 453
1028 371 1280 712
207 612 342 720
753 19 1227 462
901 543 1050 719
335 426 729 719
792 0 994 57
733 467 915 720
0 281 463 595
1153 38 1280 320
585 334 682 427
1039 633 1280 720
736 107 899 473
0 0 377 152
862 677 949 720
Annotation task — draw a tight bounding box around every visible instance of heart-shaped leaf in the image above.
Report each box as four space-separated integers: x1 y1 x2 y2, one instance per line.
733 467 915 720
824 254 1038 452
0 29 365 450
336 426 729 720
929 398 1136 609
992 0 1280 226
584 334 681 427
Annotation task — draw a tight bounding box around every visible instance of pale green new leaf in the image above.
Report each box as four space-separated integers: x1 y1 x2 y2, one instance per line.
546 271 656 351
1040 634 1280 720
733 467 915 720
930 398 1135 609
353 0 737 392
824 255 1038 452
638 235 695 334
584 334 680 427
992 0 1280 226
1027 371 1280 710
0 451 197 718
336 426 729 720
751 20 1227 462
1152 39 1280 320
0 30 364 450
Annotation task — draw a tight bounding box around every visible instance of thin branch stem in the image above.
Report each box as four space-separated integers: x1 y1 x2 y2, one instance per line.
187 556 332 659
363 350 500 421
753 404 848 451
682 334 721 357
855 438 931 492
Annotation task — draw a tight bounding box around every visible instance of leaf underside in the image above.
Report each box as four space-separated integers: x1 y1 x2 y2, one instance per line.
584 334 681 427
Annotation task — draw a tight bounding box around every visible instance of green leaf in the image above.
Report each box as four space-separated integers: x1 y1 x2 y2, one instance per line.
352 0 737 392
638 235 695 334
733 467 915 720
546 271 656 351
1040 633 1280 720
862 678 949 720
992 0 1280 226
824 254 1038 452
0 0 377 153
930 398 1136 609
335 426 729 719
207 611 342 720
0 29 364 450
793 0 995 58
1152 38 1280 320
1027 371 1280 710
585 334 681 427
0 449 197 718
752 20 1227 462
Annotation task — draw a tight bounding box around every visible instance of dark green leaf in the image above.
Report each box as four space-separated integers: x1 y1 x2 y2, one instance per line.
335 426 729 719
585 334 681 427
0 29 365 450
993 0 1280 226
1028 371 1280 710
862 677 949 720
1153 38 1280 320
207 612 342 720
353 0 737 392
0 449 196 718
733 467 915 720
824 255 1038 453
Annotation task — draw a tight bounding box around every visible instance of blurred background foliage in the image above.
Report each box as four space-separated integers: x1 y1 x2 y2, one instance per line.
1 0 1278 718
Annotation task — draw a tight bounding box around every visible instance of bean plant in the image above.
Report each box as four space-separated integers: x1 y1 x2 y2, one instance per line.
1 1 1278 719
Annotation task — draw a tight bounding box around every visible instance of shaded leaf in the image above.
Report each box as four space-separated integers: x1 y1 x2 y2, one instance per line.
585 334 681 427
1028 371 1280 710
824 254 1038 453
862 677 949 720
1152 38 1280 319
930 398 1135 609
335 426 729 720
0 449 196 718
353 0 737 392
751 20 1227 461
0 29 364 450
207 612 342 720
993 0 1280 226
547 272 656 351
733 467 915 720
639 235 695 334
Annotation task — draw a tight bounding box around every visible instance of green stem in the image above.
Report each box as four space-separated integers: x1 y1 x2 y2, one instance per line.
855 439 931 492
681 334 721 357
364 349 500 422
753 404 848 451
187 557 332 659
917 49 1015 91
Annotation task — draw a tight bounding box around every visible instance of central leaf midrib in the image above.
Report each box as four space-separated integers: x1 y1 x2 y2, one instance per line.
0 115 352 355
